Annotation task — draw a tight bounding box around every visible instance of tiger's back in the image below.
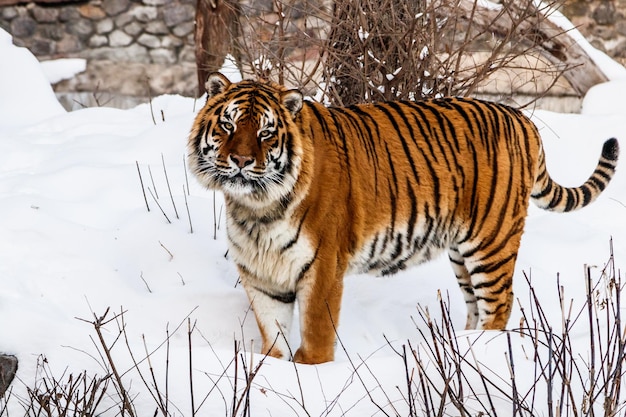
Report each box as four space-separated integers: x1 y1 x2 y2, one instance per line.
188 74 619 364
305 98 541 276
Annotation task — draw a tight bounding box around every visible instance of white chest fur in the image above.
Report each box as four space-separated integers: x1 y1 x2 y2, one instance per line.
226 213 314 292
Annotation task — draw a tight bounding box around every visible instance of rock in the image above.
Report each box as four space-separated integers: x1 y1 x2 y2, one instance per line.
617 20 626 36
1 7 18 20
109 29 133 47
67 19 94 38
145 21 169 35
137 33 160 48
562 0 590 18
150 47 177 64
78 4 107 20
172 21 194 37
179 44 196 62
131 6 158 22
123 21 143 36
30 37 56 55
31 6 59 23
10 16 36 37
40 23 65 41
56 34 83 53
89 35 109 48
0 354 18 398
114 12 134 28
612 38 626 57
162 4 194 27
87 44 150 62
58 7 80 22
593 1 617 26
142 0 169 5
161 35 184 48
103 0 131 16
96 18 114 35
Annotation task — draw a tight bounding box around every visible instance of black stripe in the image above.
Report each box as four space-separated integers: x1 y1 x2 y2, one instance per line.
253 286 296 304
469 250 517 276
281 207 310 251
296 244 321 282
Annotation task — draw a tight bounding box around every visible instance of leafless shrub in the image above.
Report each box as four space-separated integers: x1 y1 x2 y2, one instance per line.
227 0 578 108
2 241 624 416
16 356 114 417
361 239 626 417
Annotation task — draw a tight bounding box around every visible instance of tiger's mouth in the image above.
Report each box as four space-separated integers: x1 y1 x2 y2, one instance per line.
193 150 293 202
212 166 271 196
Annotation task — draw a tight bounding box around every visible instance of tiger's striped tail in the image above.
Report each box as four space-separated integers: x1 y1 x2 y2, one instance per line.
531 138 619 212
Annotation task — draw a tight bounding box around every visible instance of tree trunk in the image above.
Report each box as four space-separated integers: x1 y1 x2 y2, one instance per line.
194 0 240 96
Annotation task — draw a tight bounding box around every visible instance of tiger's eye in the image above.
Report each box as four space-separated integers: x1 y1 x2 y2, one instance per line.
259 130 273 140
220 121 234 132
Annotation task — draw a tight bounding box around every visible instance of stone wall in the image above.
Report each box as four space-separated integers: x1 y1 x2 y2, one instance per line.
563 0 626 66
0 0 198 109
1 0 626 111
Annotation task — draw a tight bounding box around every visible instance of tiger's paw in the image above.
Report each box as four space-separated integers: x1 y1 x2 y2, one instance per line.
293 347 334 364
262 344 290 361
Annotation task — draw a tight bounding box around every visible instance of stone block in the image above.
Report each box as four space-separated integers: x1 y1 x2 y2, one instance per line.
593 1 617 26
131 5 158 22
10 16 36 37
179 44 196 62
123 21 143 36
162 4 194 27
1 7 18 20
142 0 168 5
172 21 194 37
109 44 150 62
109 29 133 47
137 33 160 48
58 7 80 22
145 21 169 35
161 35 183 48
57 33 83 53
67 19 94 38
78 4 106 20
89 34 109 47
150 47 177 64
617 20 626 36
30 37 56 55
114 12 133 28
40 23 65 41
96 18 114 34
103 0 131 16
613 39 626 57
31 6 59 23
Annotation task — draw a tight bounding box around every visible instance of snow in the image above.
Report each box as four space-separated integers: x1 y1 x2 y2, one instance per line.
0 31 65 128
1 26 626 416
40 58 86 84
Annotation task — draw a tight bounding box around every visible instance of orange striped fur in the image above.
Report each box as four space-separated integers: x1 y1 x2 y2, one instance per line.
188 73 619 364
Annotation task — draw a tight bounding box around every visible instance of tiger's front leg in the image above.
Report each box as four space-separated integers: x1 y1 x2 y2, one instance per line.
241 279 296 360
293 263 345 364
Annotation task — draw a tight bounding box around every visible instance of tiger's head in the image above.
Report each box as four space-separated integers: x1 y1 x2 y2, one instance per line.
188 73 306 208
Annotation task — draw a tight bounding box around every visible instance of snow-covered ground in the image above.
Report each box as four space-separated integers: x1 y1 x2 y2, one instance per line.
1 26 626 415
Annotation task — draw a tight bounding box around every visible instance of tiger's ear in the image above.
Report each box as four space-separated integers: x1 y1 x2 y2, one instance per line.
282 89 303 116
205 73 231 98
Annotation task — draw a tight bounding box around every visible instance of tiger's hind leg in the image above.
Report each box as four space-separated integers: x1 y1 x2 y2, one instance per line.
449 248 478 329
454 230 522 330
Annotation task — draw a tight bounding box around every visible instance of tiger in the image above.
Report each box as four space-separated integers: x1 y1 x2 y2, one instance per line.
187 72 619 364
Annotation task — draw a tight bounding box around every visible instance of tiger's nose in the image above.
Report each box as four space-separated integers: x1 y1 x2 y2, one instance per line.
230 154 255 169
